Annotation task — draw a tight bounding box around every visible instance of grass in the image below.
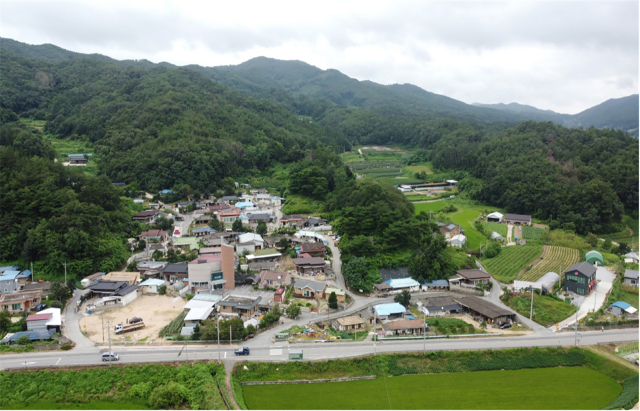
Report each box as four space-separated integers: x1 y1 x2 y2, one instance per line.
518 245 581 282
619 289 639 309
451 209 485 250
405 163 433 174
523 226 546 239
242 367 621 410
281 195 324 215
501 293 577 327
3 400 151 410
483 245 543 283
601 216 639 250
482 222 507 237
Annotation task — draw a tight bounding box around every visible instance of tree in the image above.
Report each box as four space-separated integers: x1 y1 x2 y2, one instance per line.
137 239 147 252
209 216 222 231
159 285 167 295
603 238 613 251
17 335 30 346
232 219 243 232
152 250 164 260
191 323 201 340
586 233 598 248
0 309 11 333
342 256 375 292
155 216 173 231
167 249 178 263
246 324 256 335
479 321 487 330
328 292 338 310
484 241 502 259
50 281 71 303
66 279 76 293
617 242 631 255
394 290 411 307
287 304 301 319
256 220 268 236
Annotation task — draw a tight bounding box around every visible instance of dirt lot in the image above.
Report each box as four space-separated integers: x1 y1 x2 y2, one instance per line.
79 295 186 343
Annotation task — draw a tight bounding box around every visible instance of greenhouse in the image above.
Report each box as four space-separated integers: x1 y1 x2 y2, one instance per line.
585 250 604 266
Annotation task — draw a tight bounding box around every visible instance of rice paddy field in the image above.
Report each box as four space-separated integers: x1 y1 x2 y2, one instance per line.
482 245 543 283
242 367 621 410
518 245 581 282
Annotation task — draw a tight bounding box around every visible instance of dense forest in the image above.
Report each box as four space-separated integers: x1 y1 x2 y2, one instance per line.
0 123 132 276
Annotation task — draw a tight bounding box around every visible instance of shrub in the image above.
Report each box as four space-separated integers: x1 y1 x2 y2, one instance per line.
158 285 167 295
127 382 153 399
603 375 639 410
16 335 30 346
148 382 190 409
60 343 73 350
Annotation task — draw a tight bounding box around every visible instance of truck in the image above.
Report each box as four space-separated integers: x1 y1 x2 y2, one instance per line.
235 346 250 356
114 321 145 335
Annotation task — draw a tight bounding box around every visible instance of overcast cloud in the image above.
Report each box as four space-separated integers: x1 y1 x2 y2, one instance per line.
1 0 637 113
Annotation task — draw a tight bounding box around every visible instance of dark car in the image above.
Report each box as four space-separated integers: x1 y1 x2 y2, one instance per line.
235 347 250 356
35 303 47 312
499 322 512 329
129 317 143 324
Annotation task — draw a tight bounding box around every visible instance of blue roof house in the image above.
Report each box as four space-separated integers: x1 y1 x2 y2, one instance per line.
373 303 407 321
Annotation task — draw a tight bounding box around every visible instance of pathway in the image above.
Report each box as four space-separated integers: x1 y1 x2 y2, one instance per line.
63 289 100 352
506 224 513 242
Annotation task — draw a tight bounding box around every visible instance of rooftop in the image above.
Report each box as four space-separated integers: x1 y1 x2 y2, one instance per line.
456 269 491 280
335 316 365 326
565 262 597 277
505 213 531 221
373 303 407 316
455 296 514 319
294 279 327 293
383 319 424 331
139 279 166 287
386 278 420 289
624 269 639 279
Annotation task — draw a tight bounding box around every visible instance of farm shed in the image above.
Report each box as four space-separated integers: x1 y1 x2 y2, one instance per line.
421 279 449 291
609 301 637 317
382 319 425 335
138 278 166 294
333 316 365 331
455 296 516 325
487 212 504 223
514 272 560 293
504 214 532 226
491 232 506 242
585 250 605 266
624 269 639 286
449 234 467 248
26 308 61 333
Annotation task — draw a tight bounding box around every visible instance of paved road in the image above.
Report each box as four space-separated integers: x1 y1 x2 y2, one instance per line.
2 328 637 370
325 236 345 290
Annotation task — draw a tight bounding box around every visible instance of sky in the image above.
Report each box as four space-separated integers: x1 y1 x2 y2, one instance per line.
1 0 638 114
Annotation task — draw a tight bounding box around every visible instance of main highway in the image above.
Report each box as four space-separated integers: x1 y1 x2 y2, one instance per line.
1 328 637 371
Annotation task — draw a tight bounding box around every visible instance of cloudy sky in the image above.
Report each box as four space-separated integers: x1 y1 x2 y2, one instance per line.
1 1 637 113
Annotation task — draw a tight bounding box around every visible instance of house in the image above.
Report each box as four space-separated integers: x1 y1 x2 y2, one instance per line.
439 224 460 239
304 217 326 228
194 214 214 225
192 226 217 237
136 261 168 279
274 288 285 303
219 208 241 223
219 196 240 204
172 236 200 251
15 270 32 285
132 210 157 223
160 263 189 283
609 301 638 317
218 295 262 317
448 234 467 248
0 270 21 294
293 230 326 242
238 233 265 249
333 316 365 331
26 307 62 333
112 284 139 306
234 201 254 210
259 271 290 288
208 204 232 213
373 303 407 321
68 154 88 165
624 269 639 286
417 296 463 317
199 247 222 255
293 279 327 299
380 278 420 294
585 250 605 266
383 319 425 335
22 281 52 299
300 242 327 257
504 213 532 226
486 212 504 223
246 248 282 263
0 265 19 274
139 229 168 242
448 270 491 287
281 215 304 227
325 287 346 302
81 272 105 288
188 254 224 292
455 296 516 325
248 213 274 226
184 306 214 325
421 279 449 291
85 281 129 298
292 257 326 274
138 278 166 294
102 271 140 285
624 252 639 264
564 262 597 295
0 290 42 314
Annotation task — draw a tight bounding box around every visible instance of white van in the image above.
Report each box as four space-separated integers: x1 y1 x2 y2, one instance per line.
102 352 119 362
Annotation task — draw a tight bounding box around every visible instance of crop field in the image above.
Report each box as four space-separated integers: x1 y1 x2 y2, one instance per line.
523 226 547 239
518 246 580 282
483 245 543 283
243 367 621 410
349 162 404 171
482 222 508 237
406 163 433 174
451 209 485 250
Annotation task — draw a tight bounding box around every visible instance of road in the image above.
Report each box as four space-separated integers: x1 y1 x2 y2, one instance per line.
2 328 637 370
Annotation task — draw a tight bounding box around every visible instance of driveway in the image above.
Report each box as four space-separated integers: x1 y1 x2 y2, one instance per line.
551 266 615 331
63 289 99 352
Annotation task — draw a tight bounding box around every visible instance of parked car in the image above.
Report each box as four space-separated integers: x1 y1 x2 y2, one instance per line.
235 347 250 356
499 322 512 329
35 303 47 312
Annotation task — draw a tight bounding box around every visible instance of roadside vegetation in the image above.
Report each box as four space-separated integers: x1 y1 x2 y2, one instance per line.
501 290 577 327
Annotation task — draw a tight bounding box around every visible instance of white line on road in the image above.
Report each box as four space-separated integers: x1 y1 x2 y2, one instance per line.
224 351 227 358
56 358 62 365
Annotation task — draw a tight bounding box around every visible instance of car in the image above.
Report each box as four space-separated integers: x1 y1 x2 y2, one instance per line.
35 303 47 312
499 322 512 329
102 352 119 362
129 317 143 324
235 347 250 356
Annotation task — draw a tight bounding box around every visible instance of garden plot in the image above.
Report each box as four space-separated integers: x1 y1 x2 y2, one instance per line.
517 245 580 282
79 295 186 343
482 222 508 237
483 245 543 283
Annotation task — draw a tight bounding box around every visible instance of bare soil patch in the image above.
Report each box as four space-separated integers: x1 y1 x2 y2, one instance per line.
79 295 186 343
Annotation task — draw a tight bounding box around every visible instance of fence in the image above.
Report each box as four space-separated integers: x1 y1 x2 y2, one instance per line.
378 332 503 341
179 286 190 296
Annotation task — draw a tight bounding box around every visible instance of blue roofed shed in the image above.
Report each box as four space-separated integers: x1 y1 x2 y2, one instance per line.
610 301 637 316
0 329 53 344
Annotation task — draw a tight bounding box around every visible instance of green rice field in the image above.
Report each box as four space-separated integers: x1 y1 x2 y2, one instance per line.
482 222 508 237
483 245 543 283
243 367 621 410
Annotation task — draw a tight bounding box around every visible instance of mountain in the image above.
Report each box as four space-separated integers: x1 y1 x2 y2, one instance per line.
473 96 639 137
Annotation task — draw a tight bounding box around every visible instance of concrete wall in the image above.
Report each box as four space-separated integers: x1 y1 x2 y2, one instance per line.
221 242 235 290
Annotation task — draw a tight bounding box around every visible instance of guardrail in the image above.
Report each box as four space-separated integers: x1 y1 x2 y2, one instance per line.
377 332 503 341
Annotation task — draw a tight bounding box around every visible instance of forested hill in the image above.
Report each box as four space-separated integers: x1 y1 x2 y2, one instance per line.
0 48 348 192
474 95 639 137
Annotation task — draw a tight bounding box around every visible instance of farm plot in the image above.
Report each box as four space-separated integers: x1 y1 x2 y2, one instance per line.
523 226 546 239
482 222 508 237
483 245 543 283
518 246 580 282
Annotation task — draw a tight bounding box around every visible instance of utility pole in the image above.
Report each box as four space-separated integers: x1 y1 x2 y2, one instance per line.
373 311 377 356
574 311 578 347
423 312 426 355
62 261 68 284
31 262 34 282
230 325 232 344
102 310 105 342
217 310 220 360
530 286 534 322
108 320 112 369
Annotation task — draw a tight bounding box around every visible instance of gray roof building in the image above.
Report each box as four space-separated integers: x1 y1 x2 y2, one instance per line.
294 279 327 294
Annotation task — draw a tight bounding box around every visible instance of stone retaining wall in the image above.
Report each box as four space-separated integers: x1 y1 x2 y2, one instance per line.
241 375 376 386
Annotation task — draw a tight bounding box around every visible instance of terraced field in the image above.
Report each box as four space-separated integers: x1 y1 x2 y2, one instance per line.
523 226 546 239
518 246 580 282
483 245 543 283
482 222 508 237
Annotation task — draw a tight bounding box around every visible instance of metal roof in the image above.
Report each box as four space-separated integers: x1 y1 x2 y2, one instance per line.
373 303 407 316
624 269 639 280
294 279 327 293
611 301 631 310
455 296 515 319
565 262 596 277
139 279 166 287
585 250 604 264
193 293 224 302
386 278 420 289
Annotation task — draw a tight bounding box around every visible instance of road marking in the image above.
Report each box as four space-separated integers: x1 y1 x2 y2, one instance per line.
56 358 62 365
224 351 227 358
270 349 282 356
